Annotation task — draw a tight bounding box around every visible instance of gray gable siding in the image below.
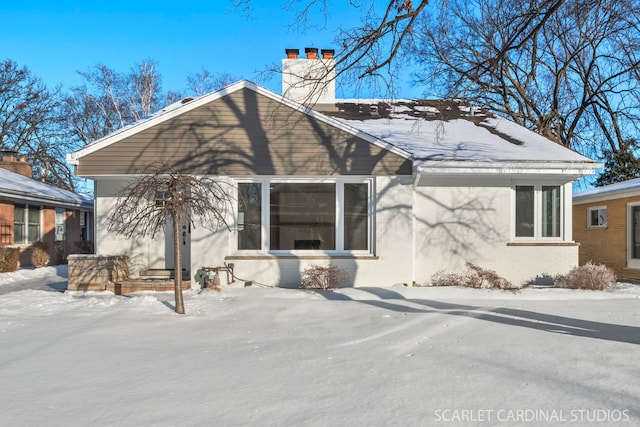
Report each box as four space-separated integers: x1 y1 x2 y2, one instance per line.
78 88 412 176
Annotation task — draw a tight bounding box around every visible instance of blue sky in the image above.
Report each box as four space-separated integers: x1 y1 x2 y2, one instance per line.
2 1 422 98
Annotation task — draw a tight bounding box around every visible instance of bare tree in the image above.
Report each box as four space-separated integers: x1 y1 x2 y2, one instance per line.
233 0 567 97
185 70 241 96
107 163 232 314
63 59 166 145
411 0 640 163
0 59 77 189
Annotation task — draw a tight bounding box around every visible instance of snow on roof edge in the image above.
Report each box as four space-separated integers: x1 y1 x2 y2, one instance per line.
574 177 640 201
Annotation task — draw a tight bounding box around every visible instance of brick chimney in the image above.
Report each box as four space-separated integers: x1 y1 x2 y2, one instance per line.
282 47 336 111
0 150 32 178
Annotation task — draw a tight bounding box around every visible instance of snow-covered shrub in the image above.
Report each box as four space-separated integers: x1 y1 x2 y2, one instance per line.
31 243 50 267
555 262 616 290
430 269 479 287
430 263 516 290
300 265 349 290
0 246 19 272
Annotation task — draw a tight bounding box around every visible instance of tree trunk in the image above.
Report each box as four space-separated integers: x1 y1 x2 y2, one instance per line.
172 211 185 314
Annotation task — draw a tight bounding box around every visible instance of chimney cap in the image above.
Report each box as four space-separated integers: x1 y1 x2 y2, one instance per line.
321 49 335 59
285 48 300 59
304 47 319 59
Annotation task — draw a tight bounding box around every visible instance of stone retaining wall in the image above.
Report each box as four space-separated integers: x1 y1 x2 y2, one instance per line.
68 254 130 291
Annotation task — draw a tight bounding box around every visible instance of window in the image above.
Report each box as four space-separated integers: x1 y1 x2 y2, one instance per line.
514 185 562 239
155 190 170 208
14 205 41 244
55 208 66 241
237 179 372 253
587 206 607 228
271 183 336 250
14 205 25 244
80 211 89 241
238 183 262 250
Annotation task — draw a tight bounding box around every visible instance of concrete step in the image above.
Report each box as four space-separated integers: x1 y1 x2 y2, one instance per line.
139 269 190 280
106 280 191 295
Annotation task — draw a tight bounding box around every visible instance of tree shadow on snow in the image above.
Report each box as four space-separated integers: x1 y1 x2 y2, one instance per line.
314 288 640 346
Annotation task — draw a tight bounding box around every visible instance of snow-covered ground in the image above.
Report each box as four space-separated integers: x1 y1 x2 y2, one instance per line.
1 267 639 426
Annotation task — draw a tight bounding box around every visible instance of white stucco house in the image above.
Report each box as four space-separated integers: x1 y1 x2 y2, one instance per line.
67 48 598 288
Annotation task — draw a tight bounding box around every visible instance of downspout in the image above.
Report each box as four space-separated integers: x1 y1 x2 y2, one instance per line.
411 167 418 285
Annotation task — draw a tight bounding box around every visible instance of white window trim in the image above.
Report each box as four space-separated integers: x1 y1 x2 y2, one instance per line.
627 202 640 269
234 177 375 256
587 205 607 229
511 182 567 242
55 208 66 241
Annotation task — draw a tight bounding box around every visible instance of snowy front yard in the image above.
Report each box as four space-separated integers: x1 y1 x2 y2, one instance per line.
1 267 639 426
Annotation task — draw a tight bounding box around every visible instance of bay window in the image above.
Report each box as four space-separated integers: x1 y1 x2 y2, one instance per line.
514 184 563 239
237 179 372 253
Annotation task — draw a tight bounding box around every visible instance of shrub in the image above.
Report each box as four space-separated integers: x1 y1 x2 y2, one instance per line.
71 241 94 254
0 246 20 272
31 243 50 267
52 241 69 265
300 265 349 290
555 262 616 290
430 263 516 290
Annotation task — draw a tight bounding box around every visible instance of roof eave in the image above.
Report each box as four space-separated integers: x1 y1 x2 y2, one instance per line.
414 160 600 185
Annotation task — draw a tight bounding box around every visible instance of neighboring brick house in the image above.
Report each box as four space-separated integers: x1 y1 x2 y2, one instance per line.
573 178 640 280
0 150 94 266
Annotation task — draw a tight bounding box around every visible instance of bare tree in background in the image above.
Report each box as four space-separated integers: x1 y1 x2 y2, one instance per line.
0 59 77 190
233 0 566 97
412 0 640 166
107 163 232 314
185 70 241 96
63 59 166 145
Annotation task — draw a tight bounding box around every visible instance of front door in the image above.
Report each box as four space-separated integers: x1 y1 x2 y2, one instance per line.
165 218 191 274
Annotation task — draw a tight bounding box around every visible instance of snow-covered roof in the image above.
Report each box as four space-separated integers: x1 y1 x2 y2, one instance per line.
573 177 640 204
0 168 93 208
337 116 591 163
68 80 598 180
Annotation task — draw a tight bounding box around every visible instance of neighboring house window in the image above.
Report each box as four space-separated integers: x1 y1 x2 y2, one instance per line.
237 179 372 253
514 185 562 239
14 205 41 244
587 206 607 228
628 203 640 268
80 211 90 241
55 208 66 241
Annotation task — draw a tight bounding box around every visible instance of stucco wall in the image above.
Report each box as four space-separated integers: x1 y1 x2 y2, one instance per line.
94 176 580 288
413 182 579 286
190 175 415 288
95 179 165 277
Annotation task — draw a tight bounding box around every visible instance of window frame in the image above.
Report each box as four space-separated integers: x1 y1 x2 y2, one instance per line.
587 206 607 229
13 204 42 245
511 183 565 241
55 208 66 241
234 177 375 256
627 202 640 269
